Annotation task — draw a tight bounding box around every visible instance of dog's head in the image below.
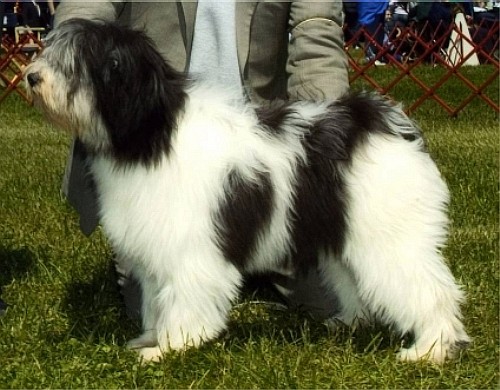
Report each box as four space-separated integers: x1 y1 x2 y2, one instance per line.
26 18 186 165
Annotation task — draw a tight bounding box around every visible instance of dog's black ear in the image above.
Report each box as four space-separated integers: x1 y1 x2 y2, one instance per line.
93 26 187 166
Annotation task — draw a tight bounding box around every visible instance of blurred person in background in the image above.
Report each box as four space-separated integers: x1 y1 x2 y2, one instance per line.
358 0 389 64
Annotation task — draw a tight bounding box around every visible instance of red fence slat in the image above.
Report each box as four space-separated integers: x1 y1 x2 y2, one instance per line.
344 16 499 116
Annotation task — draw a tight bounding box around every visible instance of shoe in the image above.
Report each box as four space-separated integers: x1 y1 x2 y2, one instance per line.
374 60 387 66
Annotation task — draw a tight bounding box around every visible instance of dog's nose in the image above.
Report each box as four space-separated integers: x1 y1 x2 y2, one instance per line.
27 72 41 87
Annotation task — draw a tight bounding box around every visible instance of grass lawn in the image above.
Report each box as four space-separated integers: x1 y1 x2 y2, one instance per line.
0 68 498 388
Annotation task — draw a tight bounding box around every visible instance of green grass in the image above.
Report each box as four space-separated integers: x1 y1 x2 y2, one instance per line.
0 69 498 388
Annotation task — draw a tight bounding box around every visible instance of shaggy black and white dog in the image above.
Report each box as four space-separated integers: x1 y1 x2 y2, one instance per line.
26 19 469 363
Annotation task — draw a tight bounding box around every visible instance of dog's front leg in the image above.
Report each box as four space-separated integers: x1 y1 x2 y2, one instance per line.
136 254 243 362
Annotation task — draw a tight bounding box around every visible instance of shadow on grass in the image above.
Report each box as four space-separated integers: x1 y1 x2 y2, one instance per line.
0 246 36 285
61 261 139 344
57 266 401 356
0 246 36 312
225 304 400 356
224 276 402 355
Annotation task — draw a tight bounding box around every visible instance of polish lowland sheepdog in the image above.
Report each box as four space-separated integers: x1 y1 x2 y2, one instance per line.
26 19 469 363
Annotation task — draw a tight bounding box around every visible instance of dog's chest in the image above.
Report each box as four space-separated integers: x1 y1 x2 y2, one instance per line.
89 157 224 260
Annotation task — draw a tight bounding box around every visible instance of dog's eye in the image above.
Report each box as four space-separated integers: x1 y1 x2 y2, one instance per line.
111 58 119 70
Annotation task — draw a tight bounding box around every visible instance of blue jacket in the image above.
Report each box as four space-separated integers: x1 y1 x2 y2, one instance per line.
358 0 389 25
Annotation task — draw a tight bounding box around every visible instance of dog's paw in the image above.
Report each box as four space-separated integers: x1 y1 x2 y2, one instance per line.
398 343 450 364
138 346 164 363
127 330 157 350
398 338 470 364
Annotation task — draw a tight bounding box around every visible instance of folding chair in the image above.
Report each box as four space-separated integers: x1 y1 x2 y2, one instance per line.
1 11 19 83
0 26 44 104
445 12 480 66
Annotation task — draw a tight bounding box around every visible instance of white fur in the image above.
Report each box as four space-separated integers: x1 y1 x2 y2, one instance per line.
26 20 469 363
321 133 469 362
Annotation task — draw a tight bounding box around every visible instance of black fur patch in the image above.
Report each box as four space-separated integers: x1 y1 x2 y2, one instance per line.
287 153 346 272
215 169 274 270
63 19 187 166
223 93 420 274
287 92 418 272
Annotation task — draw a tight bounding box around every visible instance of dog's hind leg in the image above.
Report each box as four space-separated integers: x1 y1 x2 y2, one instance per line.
339 135 469 363
320 258 370 330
